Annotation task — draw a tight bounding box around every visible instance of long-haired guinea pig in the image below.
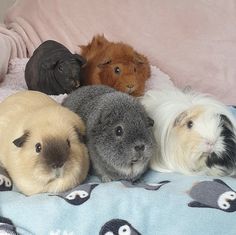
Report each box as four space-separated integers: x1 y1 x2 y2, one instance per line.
141 87 236 176
79 35 151 97
25 40 86 95
62 85 155 182
0 91 89 195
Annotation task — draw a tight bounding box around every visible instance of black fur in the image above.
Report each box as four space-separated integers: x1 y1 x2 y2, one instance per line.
13 131 30 147
206 114 236 174
25 40 86 95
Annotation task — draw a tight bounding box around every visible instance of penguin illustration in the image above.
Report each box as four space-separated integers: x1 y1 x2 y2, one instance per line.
99 219 141 235
188 179 236 212
54 183 99 205
0 174 12 191
0 216 17 235
121 180 170 191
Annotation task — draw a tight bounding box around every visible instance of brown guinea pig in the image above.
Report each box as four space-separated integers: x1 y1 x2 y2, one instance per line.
80 35 151 96
0 91 89 195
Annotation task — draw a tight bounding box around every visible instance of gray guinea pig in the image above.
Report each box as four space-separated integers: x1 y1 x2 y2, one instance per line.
62 85 155 182
25 40 86 95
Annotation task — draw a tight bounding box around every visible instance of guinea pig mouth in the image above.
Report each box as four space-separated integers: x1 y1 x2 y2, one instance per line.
46 168 64 184
130 156 146 166
51 168 64 180
73 80 80 88
126 87 136 94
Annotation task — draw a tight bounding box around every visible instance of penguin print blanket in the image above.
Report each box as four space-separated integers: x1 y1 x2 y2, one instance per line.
1 168 236 235
1 59 236 235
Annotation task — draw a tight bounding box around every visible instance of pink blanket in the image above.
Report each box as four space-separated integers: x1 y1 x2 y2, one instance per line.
0 58 173 103
0 0 236 104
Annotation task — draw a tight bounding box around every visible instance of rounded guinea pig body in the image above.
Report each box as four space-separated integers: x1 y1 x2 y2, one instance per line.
0 91 89 195
63 85 155 182
141 88 236 176
25 40 86 95
80 35 150 97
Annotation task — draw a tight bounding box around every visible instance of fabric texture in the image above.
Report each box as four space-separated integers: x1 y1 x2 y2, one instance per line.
1 169 236 234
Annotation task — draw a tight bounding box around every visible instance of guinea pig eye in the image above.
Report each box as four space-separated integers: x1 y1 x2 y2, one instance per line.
67 139 70 147
134 67 137 72
114 66 121 75
115 126 123 137
187 120 193 129
58 65 63 72
35 143 42 153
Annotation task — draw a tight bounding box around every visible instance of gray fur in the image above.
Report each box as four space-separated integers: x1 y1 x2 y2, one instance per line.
62 85 155 182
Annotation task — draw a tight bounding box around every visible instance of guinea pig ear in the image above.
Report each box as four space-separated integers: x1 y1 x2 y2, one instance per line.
90 34 109 48
41 58 58 69
13 131 30 148
74 126 86 144
79 35 108 54
74 54 87 66
97 58 112 68
147 117 154 127
134 52 147 65
173 111 188 127
219 114 234 130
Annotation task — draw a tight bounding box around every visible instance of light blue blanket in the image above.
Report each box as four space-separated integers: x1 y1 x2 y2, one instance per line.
1 169 236 235
0 108 236 235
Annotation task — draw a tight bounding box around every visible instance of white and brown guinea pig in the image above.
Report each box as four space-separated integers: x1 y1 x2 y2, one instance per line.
0 91 89 195
141 87 236 176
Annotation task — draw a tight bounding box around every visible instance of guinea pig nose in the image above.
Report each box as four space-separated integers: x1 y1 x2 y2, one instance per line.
206 140 216 147
134 144 145 152
74 80 80 88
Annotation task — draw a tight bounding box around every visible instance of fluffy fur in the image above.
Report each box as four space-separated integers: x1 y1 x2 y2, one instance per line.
141 87 236 176
62 85 155 182
80 35 151 96
0 91 89 195
25 40 86 95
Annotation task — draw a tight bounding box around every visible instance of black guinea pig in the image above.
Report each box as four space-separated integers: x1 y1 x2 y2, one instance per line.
25 40 86 95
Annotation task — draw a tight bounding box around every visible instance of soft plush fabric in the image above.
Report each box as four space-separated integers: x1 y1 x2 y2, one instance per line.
1 167 236 234
0 0 236 104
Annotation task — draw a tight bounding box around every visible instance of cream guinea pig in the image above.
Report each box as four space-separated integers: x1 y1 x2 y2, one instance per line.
141 87 236 176
0 91 89 195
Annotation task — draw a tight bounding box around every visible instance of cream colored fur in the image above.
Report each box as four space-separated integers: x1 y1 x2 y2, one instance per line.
0 91 89 195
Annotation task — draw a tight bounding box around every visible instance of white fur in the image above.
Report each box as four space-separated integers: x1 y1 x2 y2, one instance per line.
141 87 236 176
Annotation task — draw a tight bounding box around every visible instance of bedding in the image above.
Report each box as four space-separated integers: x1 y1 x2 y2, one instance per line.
1 166 236 234
0 59 236 235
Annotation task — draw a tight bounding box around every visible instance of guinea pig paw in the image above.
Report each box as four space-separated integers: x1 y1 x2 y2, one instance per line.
101 175 112 183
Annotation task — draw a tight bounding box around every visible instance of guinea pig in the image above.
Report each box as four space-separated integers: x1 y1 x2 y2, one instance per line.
141 87 236 176
62 85 155 182
25 40 86 95
0 91 89 195
79 35 151 97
